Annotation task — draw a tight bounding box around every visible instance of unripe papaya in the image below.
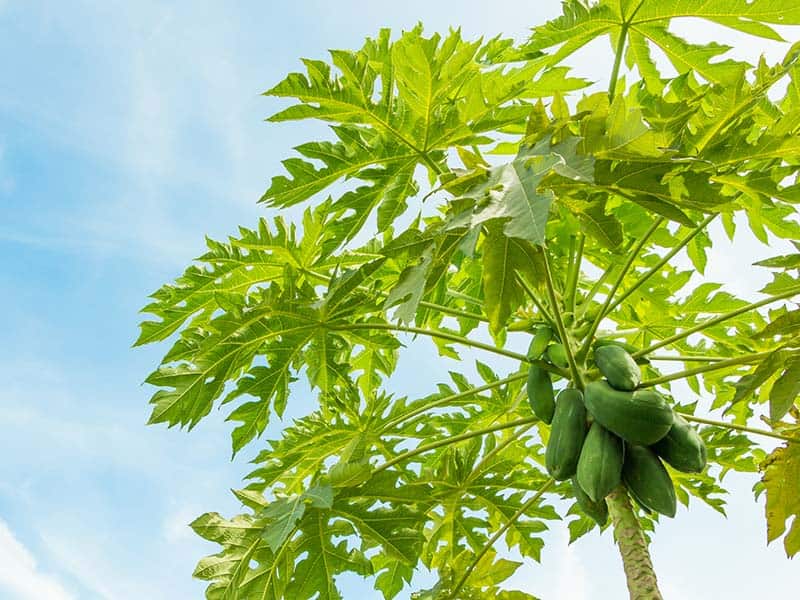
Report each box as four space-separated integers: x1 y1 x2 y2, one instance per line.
626 484 654 515
576 422 624 503
526 365 555 424
508 318 537 332
651 414 707 473
572 320 592 339
584 381 673 445
527 325 552 360
545 389 587 480
593 338 641 355
622 445 677 518
593 338 650 365
545 343 569 369
571 477 608 526
594 345 641 391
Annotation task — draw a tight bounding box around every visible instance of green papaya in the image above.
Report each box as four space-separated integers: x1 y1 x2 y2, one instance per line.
527 325 552 360
584 381 673 445
576 422 624 503
545 389 587 480
593 338 641 355
622 445 677 518
545 343 569 369
571 477 608 526
572 320 592 339
593 338 650 365
651 414 707 473
508 318 537 332
526 365 555 424
626 484 654 515
594 345 641 391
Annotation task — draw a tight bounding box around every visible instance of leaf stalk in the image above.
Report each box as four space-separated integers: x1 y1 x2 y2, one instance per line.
542 250 584 388
639 350 773 387
633 286 800 358
679 413 800 444
449 478 556 598
373 416 539 474
579 218 664 359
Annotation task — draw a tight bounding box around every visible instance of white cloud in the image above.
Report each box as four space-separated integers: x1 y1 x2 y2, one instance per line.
0 519 75 600
552 537 588 600
162 505 203 545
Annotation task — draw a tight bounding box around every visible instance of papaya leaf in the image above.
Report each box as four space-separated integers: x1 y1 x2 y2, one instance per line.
761 440 800 557
481 226 545 334
769 356 800 421
524 0 800 87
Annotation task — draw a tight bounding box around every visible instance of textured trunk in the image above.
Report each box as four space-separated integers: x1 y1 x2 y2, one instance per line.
606 486 664 600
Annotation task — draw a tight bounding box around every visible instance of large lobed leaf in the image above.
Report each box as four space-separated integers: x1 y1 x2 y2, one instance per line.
761 436 800 557
524 0 800 90
137 4 800 598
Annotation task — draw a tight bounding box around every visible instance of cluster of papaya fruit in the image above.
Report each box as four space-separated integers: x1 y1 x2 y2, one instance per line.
526 328 707 526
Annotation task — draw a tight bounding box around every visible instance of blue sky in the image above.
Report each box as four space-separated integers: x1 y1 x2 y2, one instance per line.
1 1 798 598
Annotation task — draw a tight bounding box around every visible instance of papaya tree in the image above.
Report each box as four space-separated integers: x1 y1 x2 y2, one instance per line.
136 1 800 598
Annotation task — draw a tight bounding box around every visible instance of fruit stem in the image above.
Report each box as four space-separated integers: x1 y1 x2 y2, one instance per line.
607 487 664 600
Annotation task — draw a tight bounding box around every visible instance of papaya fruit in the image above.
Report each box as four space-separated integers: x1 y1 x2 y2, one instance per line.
571 477 608 526
593 338 641 355
576 422 624 503
545 343 569 369
594 345 641 391
508 318 537 332
545 389 587 480
651 414 707 473
593 338 650 365
526 365 555 424
572 320 592 339
527 325 552 360
622 445 677 518
626 484 654 515
584 381 673 445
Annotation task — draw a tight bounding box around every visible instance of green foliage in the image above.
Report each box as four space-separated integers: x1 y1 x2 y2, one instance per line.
761 427 800 558
138 1 800 597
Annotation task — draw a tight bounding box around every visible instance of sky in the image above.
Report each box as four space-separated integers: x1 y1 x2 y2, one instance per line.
0 1 798 598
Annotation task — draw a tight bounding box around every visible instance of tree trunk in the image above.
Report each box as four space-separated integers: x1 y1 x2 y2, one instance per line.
606 486 664 600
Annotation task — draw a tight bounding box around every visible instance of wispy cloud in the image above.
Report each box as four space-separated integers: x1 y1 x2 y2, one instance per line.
40 530 160 600
0 353 239 600
0 519 75 600
553 536 588 600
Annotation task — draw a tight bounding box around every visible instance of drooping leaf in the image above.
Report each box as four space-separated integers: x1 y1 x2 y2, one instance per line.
481 225 545 334
761 440 800 557
769 356 800 420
